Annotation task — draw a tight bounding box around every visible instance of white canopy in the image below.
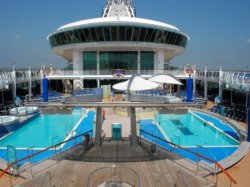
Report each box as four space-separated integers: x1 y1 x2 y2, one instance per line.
113 75 159 91
148 74 182 85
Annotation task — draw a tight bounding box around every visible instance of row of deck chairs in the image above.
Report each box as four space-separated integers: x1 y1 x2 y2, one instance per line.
233 72 250 80
180 95 207 104
135 90 168 96
71 90 94 96
210 105 246 122
32 92 63 102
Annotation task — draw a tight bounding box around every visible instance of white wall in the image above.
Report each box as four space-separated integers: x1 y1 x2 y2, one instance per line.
73 50 83 90
154 51 164 74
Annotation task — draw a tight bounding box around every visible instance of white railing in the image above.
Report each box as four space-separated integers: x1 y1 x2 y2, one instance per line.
1 68 250 91
196 70 250 91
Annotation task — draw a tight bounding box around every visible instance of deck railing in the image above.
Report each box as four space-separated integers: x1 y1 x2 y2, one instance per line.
139 129 237 187
0 130 93 186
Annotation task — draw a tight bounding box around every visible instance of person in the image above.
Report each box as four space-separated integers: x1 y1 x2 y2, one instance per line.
214 95 221 105
110 91 114 102
122 93 126 101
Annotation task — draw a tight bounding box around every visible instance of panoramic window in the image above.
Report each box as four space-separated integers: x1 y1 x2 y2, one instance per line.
49 26 188 48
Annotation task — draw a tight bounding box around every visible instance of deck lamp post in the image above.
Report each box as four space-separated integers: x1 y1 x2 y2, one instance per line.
28 66 32 101
1 80 4 107
12 62 16 104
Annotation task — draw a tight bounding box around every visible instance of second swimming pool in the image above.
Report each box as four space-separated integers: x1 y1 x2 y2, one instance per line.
154 111 239 147
141 110 240 162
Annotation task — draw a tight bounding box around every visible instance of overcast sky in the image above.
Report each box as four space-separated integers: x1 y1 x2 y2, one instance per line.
0 0 250 71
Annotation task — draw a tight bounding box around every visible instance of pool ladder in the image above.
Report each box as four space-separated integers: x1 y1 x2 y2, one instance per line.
52 136 61 152
65 120 73 137
196 145 217 174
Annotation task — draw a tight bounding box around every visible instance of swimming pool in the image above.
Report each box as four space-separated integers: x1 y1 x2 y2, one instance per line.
0 109 95 165
155 111 239 147
0 110 83 148
140 110 240 162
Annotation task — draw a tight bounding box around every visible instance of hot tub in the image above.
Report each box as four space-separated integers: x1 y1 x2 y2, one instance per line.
9 106 39 116
0 116 20 137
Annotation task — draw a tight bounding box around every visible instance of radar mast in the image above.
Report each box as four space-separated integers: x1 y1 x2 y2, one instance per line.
102 0 135 17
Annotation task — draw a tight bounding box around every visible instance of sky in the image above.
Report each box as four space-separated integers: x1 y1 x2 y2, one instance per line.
0 0 250 71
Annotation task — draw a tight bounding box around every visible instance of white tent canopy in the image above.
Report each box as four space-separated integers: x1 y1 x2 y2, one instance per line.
112 75 159 91
148 74 182 85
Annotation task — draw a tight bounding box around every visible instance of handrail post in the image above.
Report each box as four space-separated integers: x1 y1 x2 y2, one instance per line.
9 166 13 187
74 131 77 145
215 164 218 186
28 147 34 177
196 154 200 176
139 130 141 145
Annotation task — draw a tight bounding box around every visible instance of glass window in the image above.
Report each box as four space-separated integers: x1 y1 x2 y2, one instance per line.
59 33 65 44
159 31 167 43
84 29 92 42
165 32 172 44
83 52 97 70
150 29 157 42
154 30 162 43
49 26 188 48
119 26 126 41
132 27 141 41
74 30 82 42
64 32 69 44
100 52 137 70
57 34 64 45
141 52 154 70
145 28 152 41
78 29 86 42
111 26 118 41
175 34 181 46
96 27 104 41
103 27 111 41
68 31 77 43
125 27 133 41
170 32 177 44
89 28 98 41
139 27 147 41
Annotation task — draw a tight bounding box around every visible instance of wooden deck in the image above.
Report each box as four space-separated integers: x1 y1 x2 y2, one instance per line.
18 140 213 187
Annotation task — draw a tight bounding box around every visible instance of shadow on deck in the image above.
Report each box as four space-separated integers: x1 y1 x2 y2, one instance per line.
52 138 169 163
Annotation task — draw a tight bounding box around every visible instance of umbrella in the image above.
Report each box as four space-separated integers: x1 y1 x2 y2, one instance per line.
112 75 159 91
148 74 182 85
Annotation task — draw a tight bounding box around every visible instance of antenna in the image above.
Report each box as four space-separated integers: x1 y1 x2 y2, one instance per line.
103 0 135 17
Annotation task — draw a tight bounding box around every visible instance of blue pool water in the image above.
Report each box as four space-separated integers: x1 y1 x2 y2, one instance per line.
0 110 83 148
141 111 239 162
155 112 239 147
0 109 95 165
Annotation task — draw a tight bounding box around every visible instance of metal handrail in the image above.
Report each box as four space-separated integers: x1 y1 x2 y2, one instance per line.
0 130 93 178
139 129 237 185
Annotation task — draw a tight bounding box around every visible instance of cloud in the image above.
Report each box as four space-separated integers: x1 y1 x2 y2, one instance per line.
15 34 21 40
247 38 250 44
